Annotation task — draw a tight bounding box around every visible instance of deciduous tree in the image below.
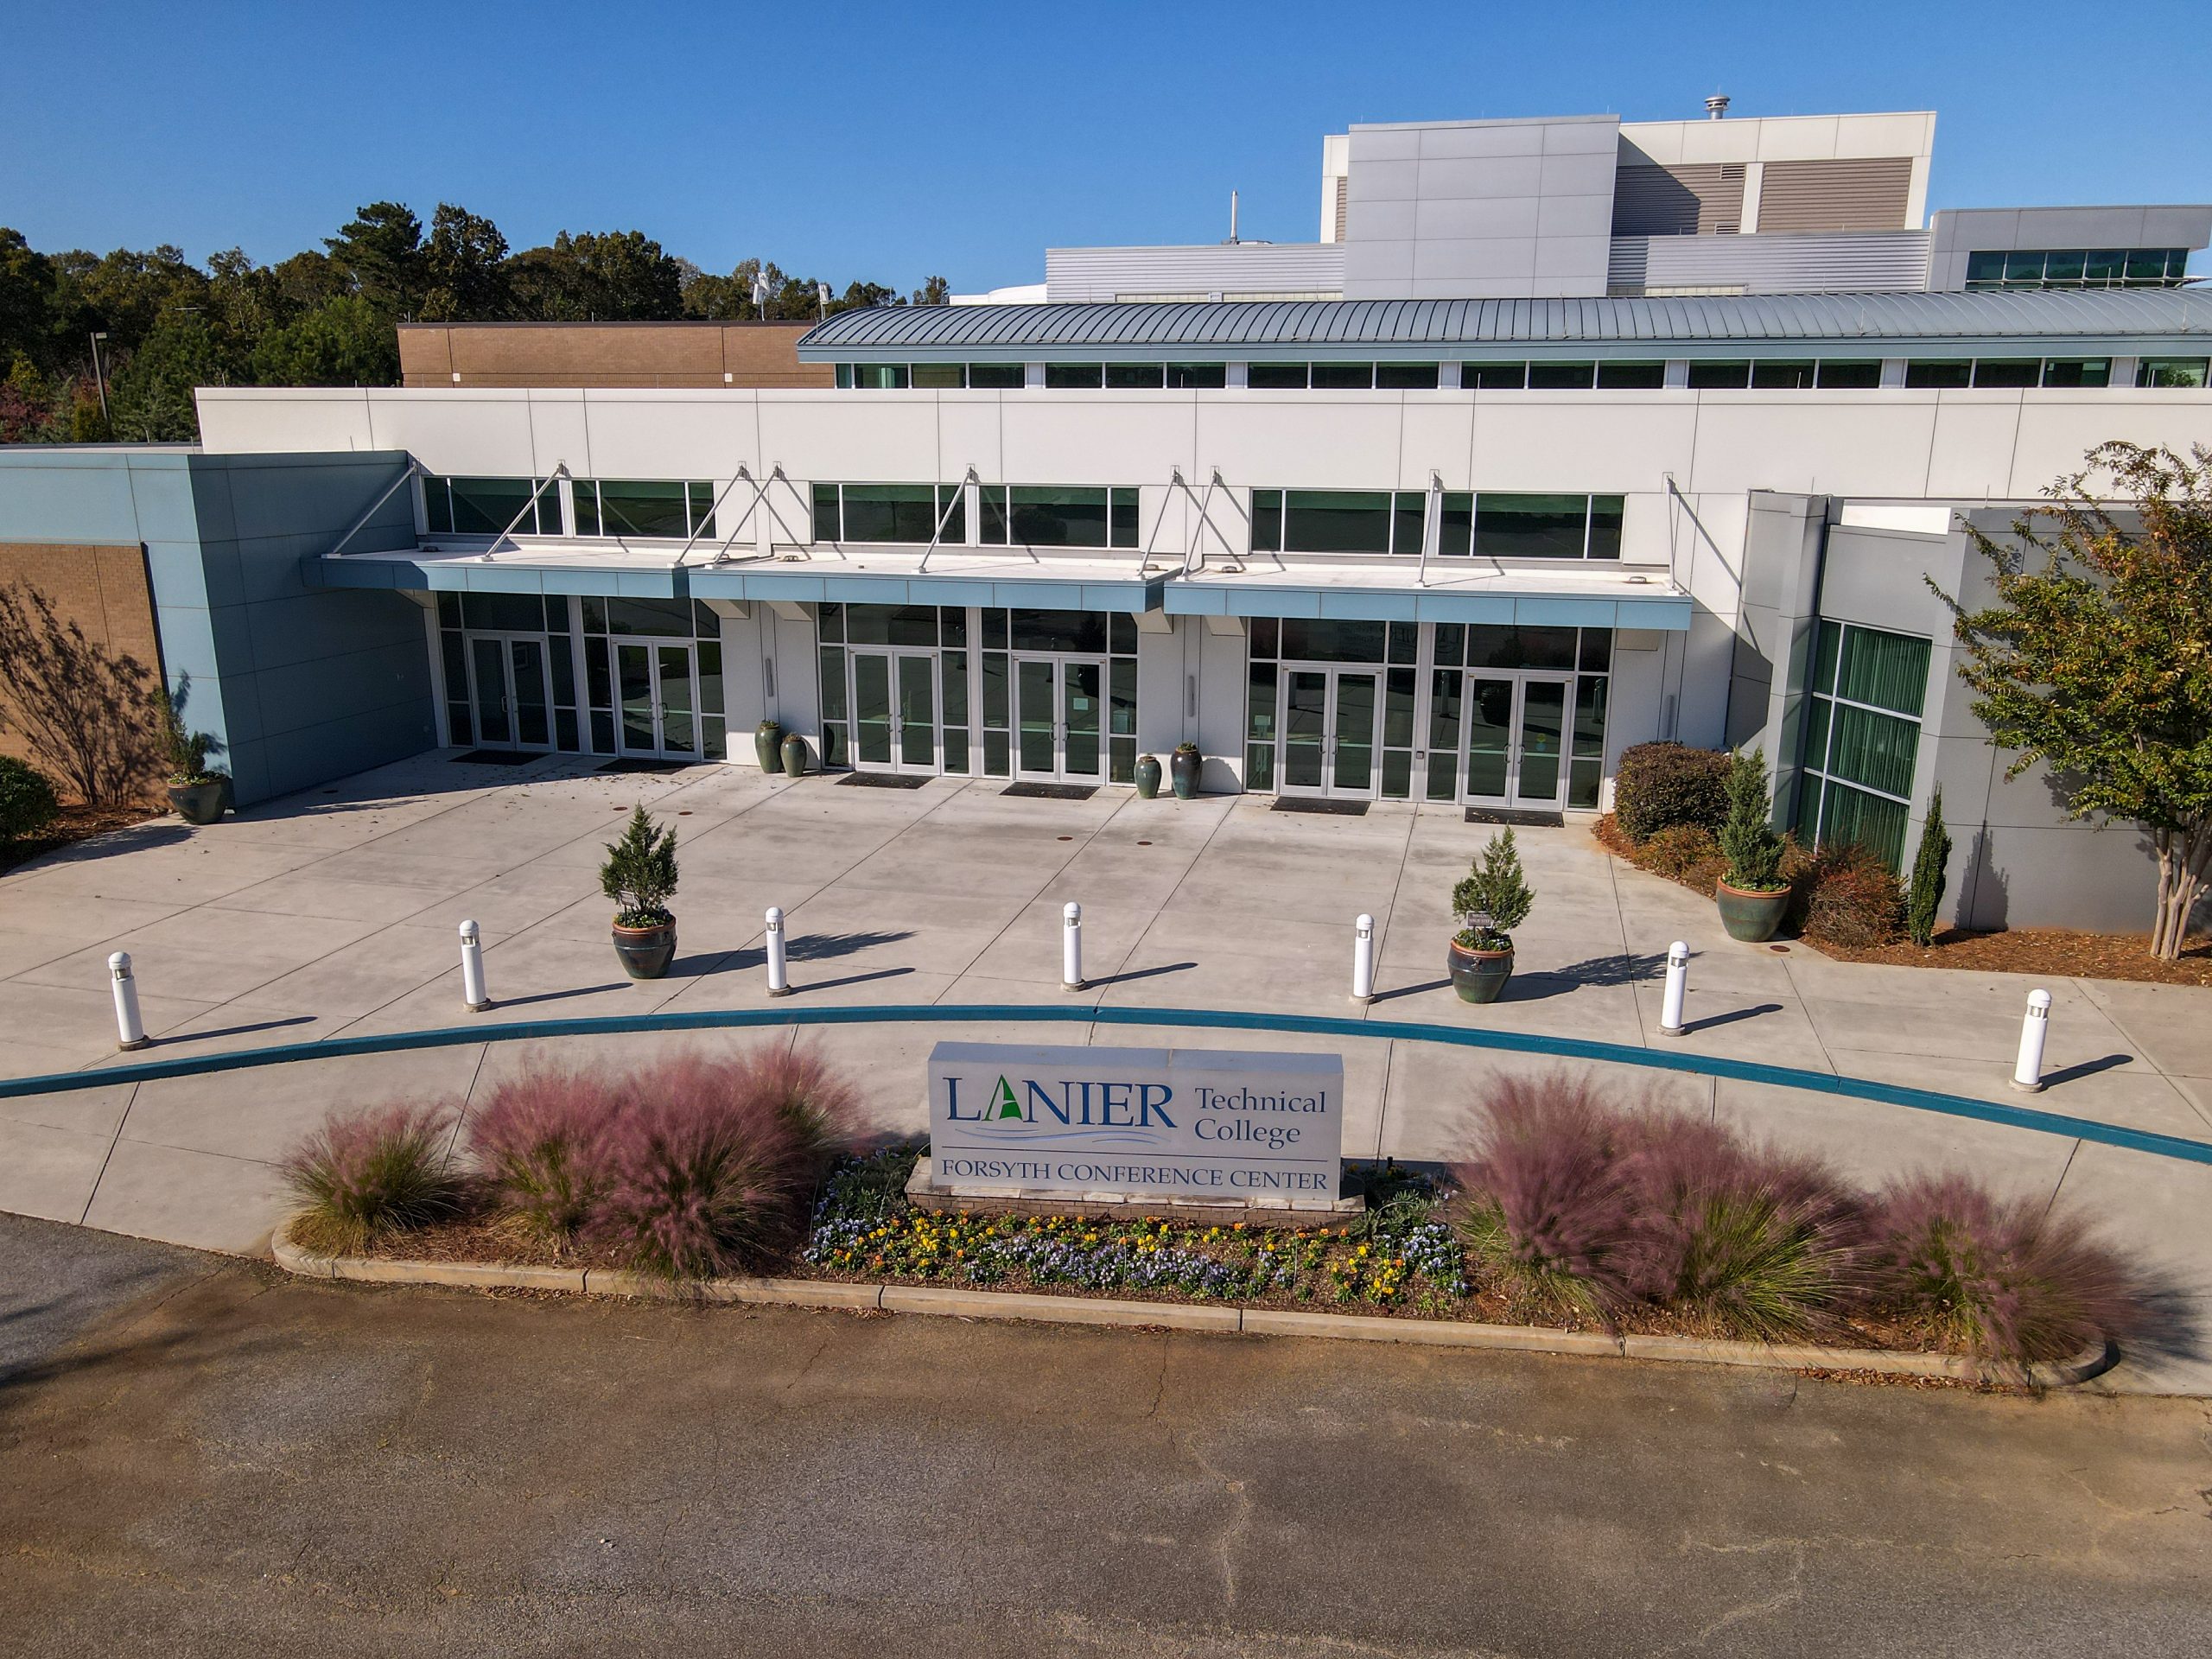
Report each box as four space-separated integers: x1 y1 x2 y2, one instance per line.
1938 441 2212 959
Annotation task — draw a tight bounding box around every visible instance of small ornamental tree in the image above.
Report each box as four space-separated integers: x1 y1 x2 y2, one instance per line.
1453 828 1535 951
601 804 679 928
1906 785 1952 948
155 677 226 785
1937 442 2212 960
1718 748 1785 892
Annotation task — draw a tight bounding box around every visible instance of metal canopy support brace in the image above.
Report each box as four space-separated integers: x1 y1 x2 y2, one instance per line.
1141 467 1242 575
683 465 807 568
917 465 982 573
327 459 429 560
1416 470 1442 588
486 464 569 554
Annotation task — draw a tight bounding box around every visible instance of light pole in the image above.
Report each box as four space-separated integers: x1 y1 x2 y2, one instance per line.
89 332 111 429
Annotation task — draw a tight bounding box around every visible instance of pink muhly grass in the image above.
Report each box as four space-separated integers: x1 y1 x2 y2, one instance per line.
1451 1073 1638 1322
1615 1112 1868 1342
467 1061 627 1249
283 1101 462 1255
739 1036 862 1178
592 1052 803 1280
1866 1173 2151 1374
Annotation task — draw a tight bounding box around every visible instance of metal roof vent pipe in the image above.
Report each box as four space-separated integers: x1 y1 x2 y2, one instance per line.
1705 93 1730 118
1226 189 1240 245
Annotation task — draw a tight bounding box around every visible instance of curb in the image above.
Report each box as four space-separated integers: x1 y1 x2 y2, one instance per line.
269 1223 2113 1386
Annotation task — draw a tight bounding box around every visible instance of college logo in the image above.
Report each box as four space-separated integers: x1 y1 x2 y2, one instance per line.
943 1070 1177 1148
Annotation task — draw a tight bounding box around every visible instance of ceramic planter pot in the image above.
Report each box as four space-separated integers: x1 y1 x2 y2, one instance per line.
780 733 808 779
1134 754 1161 800
1715 879 1791 943
1448 938 1515 1004
612 920 677 980
1169 748 1201 800
754 721 784 772
168 779 228 825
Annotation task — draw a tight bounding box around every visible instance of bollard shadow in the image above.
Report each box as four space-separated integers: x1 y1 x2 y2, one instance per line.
783 966 916 996
486 982 632 1009
158 1014 316 1046
2040 1053 2134 1088
1084 961 1197 990
1371 977 1452 1004
1679 1002 1784 1035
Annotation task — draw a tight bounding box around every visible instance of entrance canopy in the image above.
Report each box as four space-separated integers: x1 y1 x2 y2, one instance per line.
312 540 1686 627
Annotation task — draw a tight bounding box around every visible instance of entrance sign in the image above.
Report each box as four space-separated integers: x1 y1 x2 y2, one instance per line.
927 1041 1344 1205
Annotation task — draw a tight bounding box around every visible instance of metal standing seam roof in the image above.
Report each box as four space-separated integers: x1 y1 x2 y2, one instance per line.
798 288 2212 359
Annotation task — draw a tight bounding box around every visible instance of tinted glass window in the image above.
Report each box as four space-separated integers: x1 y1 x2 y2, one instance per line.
1166 363 1227 388
1465 362 1527 389
1904 360 1973 389
1687 361 1751 389
1478 494 1589 560
1595 361 1665 389
1374 363 1439 390
1044 363 1103 388
1247 363 1308 389
1103 364 1165 389
1527 362 1595 390
967 363 1024 389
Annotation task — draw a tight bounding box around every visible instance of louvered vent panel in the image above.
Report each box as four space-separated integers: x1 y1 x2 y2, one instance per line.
1755 158 1914 233
1610 163 1746 237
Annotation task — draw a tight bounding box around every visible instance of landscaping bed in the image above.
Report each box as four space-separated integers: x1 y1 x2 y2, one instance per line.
281 1048 2160 1385
1814 926 2212 988
0 800 165 875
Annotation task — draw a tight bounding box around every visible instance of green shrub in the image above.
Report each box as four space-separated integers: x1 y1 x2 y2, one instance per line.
1796 841 1906 947
1906 786 1952 947
1452 828 1535 950
283 1103 463 1255
0 757 60 842
1719 748 1786 891
601 804 678 927
1613 742 1732 844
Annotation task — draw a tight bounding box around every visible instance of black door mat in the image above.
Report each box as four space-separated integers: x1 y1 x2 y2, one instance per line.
452 749 543 766
1001 782 1098 801
1274 797 1369 816
837 772 931 788
1464 806 1564 827
598 757 691 775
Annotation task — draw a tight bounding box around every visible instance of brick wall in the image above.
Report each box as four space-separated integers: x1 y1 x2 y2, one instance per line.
0 541 162 799
397 321 834 389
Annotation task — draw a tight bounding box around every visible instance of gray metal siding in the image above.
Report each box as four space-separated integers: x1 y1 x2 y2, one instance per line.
1044 245 1347 303
799 287 2212 359
1610 231 1933 296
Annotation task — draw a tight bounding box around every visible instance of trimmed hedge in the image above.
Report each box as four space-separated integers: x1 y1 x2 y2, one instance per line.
0 757 60 842
1613 743 1732 844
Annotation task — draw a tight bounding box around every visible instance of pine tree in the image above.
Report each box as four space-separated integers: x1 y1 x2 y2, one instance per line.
1906 786 1952 947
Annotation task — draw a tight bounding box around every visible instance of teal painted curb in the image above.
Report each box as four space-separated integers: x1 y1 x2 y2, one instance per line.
3 1002 2209 1168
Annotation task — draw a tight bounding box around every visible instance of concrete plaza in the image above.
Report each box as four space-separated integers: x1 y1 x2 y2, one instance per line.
1 751 2207 1390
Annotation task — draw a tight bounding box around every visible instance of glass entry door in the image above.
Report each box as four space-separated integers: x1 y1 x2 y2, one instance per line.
463 632 554 751
850 649 938 773
616 641 700 759
1278 666 1382 798
1013 655 1106 783
1462 672 1571 809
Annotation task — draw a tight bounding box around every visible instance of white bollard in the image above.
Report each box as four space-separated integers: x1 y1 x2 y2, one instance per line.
1351 913 1376 1004
109 951 149 1052
765 906 791 997
2011 988 2052 1092
1659 940 1690 1037
1062 901 1084 992
459 919 489 1012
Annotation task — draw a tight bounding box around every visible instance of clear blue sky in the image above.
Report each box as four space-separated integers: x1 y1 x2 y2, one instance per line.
7 0 2209 290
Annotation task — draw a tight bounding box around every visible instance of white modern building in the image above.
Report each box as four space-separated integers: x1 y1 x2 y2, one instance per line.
3 99 2209 938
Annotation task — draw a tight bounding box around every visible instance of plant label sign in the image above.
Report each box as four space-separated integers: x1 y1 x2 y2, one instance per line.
926 1041 1345 1205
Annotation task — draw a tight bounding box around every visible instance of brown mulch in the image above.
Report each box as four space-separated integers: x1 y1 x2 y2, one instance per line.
1591 813 2212 988
332 1205 1939 1358
0 800 168 874
1810 926 2212 987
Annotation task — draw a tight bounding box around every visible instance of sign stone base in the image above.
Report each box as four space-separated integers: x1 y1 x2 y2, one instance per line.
905 1155 1364 1231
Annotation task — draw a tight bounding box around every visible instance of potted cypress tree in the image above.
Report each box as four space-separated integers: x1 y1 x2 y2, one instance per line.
156 683 229 825
1715 747 1790 942
602 804 680 979
1449 828 1535 1003
1169 741 1202 800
